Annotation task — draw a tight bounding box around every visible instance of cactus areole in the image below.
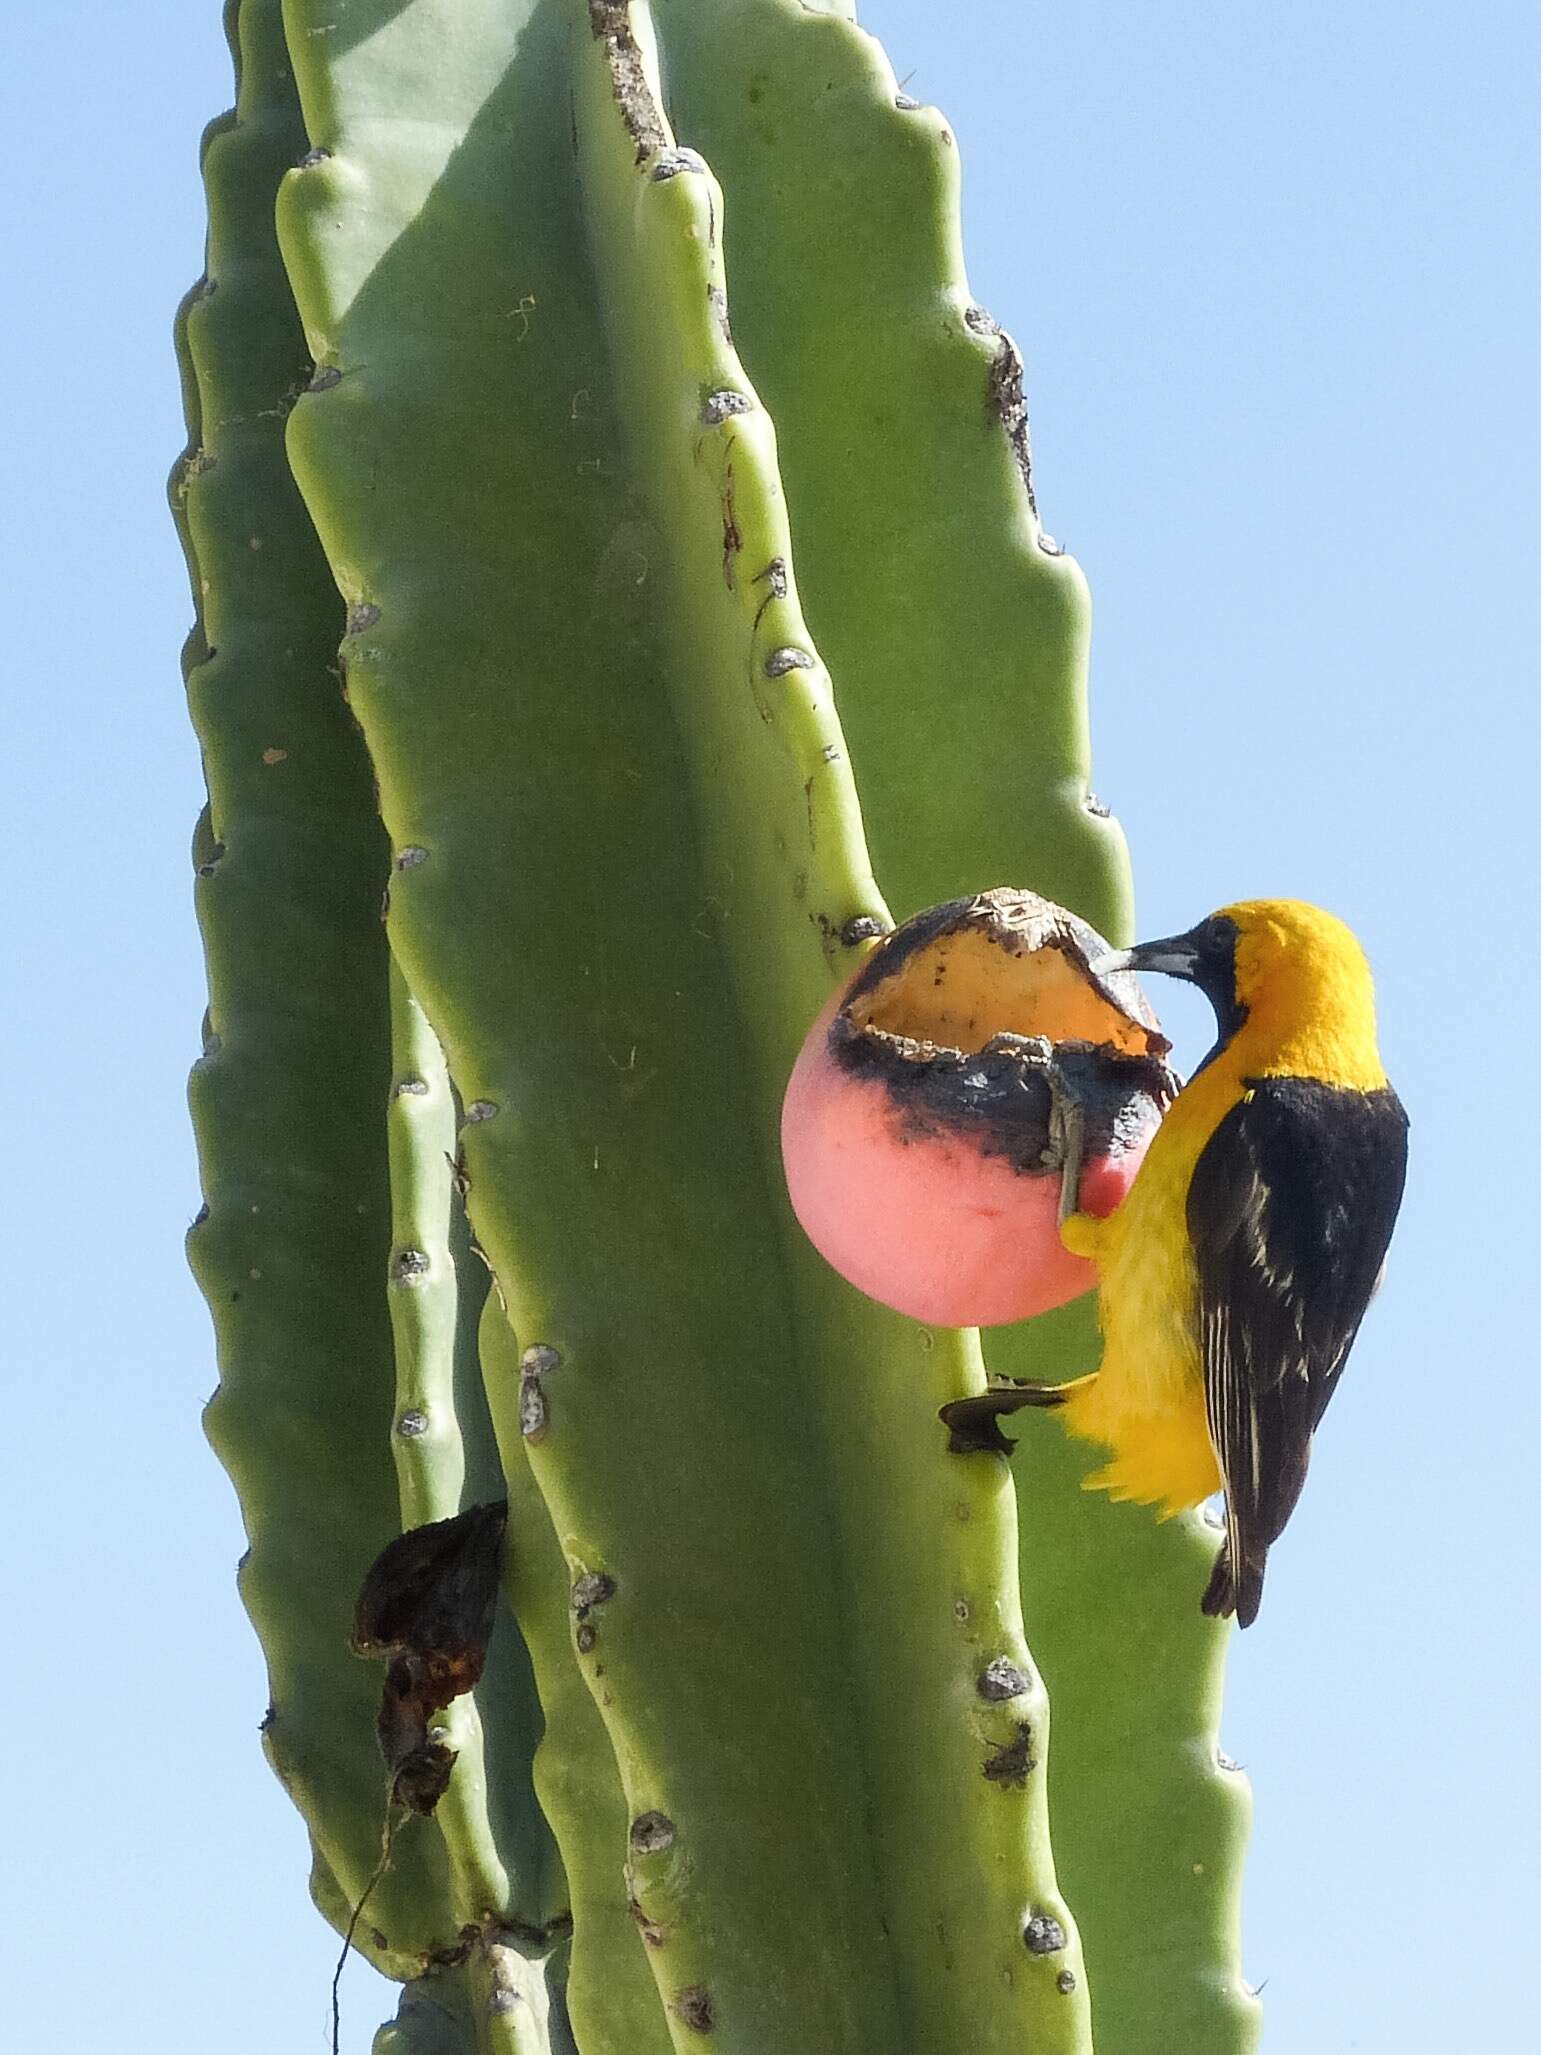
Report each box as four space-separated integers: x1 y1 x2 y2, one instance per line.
782 890 1175 1325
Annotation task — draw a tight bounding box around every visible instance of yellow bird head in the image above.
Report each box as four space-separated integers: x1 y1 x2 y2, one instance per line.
1101 899 1384 1085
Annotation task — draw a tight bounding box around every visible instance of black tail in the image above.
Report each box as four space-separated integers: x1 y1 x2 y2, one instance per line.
1201 1540 1266 1628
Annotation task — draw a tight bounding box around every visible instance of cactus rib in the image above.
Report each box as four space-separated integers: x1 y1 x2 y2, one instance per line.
1008 1372 1261 2051
652 6 1258 2043
479 1303 674 2055
175 0 456 1974
573 7 1090 2048
385 963 476 1538
383 959 567 2046
180 7 562 2024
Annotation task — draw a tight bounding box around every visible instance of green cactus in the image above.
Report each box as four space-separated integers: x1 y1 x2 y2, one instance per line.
179 2 1257 2048
174 0 456 1974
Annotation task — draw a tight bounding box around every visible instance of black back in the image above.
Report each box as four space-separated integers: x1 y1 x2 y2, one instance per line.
1187 1077 1409 1624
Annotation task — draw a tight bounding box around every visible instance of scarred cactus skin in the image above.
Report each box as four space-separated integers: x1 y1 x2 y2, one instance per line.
179 2 1258 2049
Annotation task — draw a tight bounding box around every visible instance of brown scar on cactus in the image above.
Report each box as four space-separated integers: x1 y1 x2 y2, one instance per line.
673 1986 714 2034
985 330 1037 512
629 1894 668 1948
330 1503 507 2050
351 1499 509 1813
750 553 787 633
721 458 742 586
588 1 667 160
982 1721 1037 1788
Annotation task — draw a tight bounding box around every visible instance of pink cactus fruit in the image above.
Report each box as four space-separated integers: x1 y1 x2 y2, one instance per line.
781 889 1174 1327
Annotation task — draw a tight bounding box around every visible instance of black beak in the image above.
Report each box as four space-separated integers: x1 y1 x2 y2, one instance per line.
1094 928 1205 982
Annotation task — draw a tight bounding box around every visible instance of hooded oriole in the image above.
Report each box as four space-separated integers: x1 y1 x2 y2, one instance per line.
956 899 1408 1626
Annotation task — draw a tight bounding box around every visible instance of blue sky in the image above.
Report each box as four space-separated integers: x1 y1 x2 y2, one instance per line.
3 1 1536 2047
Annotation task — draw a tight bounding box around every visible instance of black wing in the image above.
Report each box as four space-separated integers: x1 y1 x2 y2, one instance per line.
1187 1077 1408 1625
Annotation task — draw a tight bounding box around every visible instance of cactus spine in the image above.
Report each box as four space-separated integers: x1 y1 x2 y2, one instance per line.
179 1 1256 2047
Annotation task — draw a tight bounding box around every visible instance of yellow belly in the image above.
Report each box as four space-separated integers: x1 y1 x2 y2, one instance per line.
1057 1066 1237 1515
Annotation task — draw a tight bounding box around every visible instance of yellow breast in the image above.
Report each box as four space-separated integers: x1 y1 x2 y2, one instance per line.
1058 1060 1242 1513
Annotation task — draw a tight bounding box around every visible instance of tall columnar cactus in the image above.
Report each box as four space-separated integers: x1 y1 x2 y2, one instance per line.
176 3 1259 2051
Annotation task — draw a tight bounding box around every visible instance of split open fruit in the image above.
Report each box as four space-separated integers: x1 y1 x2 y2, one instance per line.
781 888 1176 1327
